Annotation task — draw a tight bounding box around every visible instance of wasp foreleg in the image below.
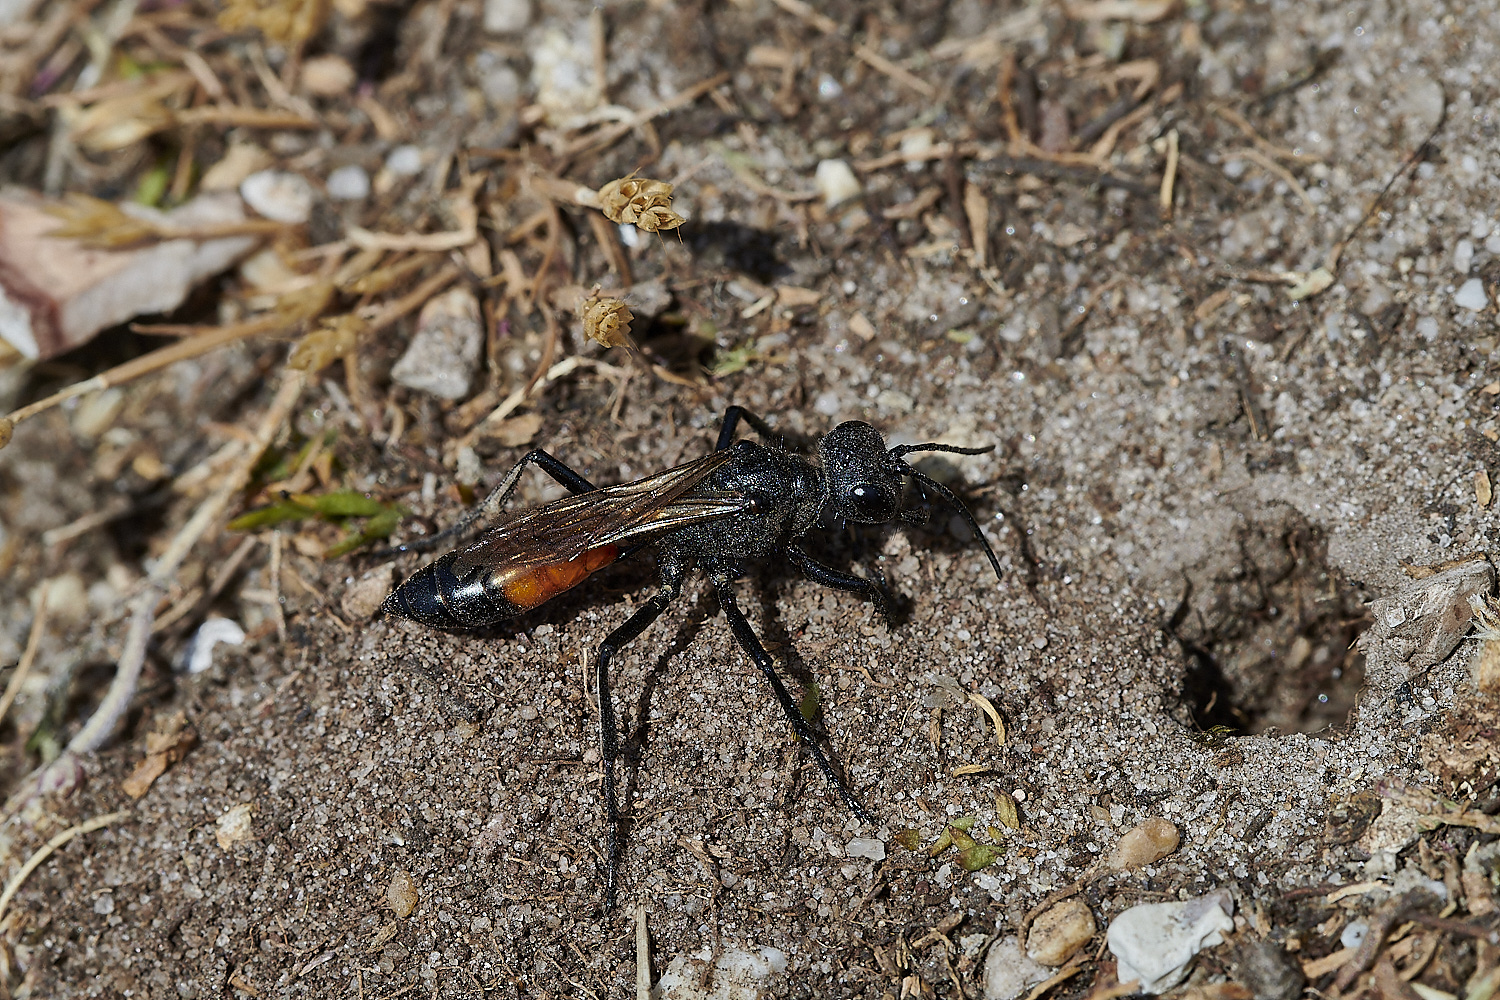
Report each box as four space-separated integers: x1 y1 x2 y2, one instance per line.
785 543 893 627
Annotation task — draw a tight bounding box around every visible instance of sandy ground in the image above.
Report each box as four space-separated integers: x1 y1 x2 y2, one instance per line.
2 0 1499 997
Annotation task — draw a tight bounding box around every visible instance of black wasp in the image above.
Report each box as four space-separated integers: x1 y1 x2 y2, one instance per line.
381 406 1005 907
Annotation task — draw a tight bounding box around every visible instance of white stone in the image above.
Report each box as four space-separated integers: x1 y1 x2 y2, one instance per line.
182 617 246 674
240 170 315 223
1106 890 1234 994
390 287 484 399
656 945 787 999
385 145 425 176
846 837 886 861
1455 239 1476 274
1455 278 1488 311
983 937 1050 1000
482 0 531 33
814 159 862 207
327 165 370 201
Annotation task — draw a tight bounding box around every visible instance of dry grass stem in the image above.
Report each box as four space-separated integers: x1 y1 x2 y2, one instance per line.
0 582 50 733
0 811 133 922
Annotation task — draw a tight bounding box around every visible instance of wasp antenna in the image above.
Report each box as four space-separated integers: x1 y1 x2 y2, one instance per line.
891 441 997 459
906 469 1004 584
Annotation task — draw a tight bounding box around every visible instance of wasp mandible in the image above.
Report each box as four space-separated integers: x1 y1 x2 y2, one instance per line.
381 406 1006 907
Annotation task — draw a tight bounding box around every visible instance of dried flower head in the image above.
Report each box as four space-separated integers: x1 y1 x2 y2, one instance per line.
218 0 329 47
597 176 684 233
582 297 634 348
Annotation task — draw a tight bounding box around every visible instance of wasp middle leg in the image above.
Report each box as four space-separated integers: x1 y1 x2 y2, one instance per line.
712 576 874 824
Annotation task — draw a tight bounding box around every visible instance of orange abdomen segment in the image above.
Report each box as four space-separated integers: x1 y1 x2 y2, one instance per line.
496 545 620 611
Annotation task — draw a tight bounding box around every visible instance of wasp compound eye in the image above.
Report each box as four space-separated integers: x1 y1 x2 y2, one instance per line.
845 483 897 522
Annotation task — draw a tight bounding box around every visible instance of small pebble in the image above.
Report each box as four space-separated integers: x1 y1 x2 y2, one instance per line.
300 54 355 96
387 869 419 918
1107 890 1234 994
385 145 425 176
482 0 532 33
815 159 862 207
1233 939 1306 1000
846 837 886 861
180 617 246 674
1455 278 1489 311
215 803 255 850
326 165 370 201
240 170 315 224
1108 817 1179 870
1340 920 1368 949
71 388 125 440
343 564 395 620
390 287 484 399
982 936 1050 1000
1455 239 1476 274
1026 897 1095 966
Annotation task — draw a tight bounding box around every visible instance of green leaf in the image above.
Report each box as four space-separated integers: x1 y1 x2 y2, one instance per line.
798 680 821 721
893 829 922 852
228 499 316 530
292 489 384 518
958 843 1004 871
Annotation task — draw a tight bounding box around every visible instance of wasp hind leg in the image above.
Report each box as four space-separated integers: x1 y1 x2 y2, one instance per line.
712 579 874 824
388 449 599 557
595 562 686 909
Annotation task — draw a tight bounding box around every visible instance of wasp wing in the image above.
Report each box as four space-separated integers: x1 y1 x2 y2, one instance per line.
448 450 749 575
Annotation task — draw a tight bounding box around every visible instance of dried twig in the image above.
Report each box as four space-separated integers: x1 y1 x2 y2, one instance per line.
8 372 307 815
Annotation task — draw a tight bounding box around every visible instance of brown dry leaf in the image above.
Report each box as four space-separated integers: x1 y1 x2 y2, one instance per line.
582 297 634 347
44 193 163 249
218 0 329 46
122 710 199 799
479 413 545 448
288 313 365 372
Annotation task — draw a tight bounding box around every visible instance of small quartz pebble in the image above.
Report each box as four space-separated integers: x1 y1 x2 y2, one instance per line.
390 287 484 399
1107 890 1234 994
483 0 532 33
215 803 255 850
385 145 425 176
240 170 315 223
846 837 886 861
656 945 787 999
343 564 395 620
982 936 1050 1000
326 165 370 201
387 869 419 918
300 53 356 96
179 617 246 674
815 159 862 207
1026 896 1095 966
1455 278 1489 311
1108 817 1179 870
